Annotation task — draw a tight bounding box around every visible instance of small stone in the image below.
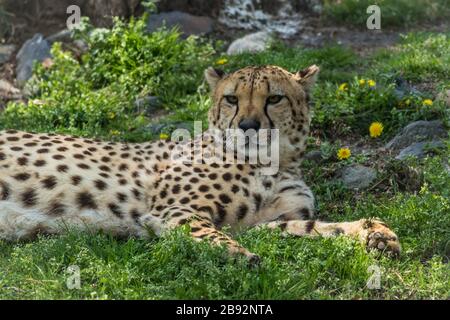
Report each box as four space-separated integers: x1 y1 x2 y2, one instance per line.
436 89 450 107
0 79 21 96
393 77 422 100
227 31 271 55
0 44 16 64
312 4 323 14
395 140 445 160
135 96 162 116
337 165 377 190
304 150 322 163
16 34 52 87
385 120 448 152
146 11 214 38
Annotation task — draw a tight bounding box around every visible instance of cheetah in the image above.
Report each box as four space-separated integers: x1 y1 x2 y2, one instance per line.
0 65 400 263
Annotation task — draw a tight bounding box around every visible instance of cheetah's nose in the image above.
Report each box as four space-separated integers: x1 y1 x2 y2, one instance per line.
239 118 261 132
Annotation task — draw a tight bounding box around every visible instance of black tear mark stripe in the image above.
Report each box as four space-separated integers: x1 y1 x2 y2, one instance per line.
216 97 223 123
249 69 256 107
261 69 276 128
226 81 242 127
263 101 275 129
228 100 239 129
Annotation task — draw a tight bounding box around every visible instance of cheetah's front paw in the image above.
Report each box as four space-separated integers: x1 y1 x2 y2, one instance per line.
359 219 401 257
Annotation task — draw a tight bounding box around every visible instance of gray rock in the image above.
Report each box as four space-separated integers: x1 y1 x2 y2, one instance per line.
16 34 52 87
396 140 445 160
146 11 214 38
0 44 16 64
304 150 322 163
219 1 303 38
156 0 223 17
135 96 162 116
437 89 450 107
46 29 72 43
386 120 448 151
393 77 422 100
338 165 377 190
312 3 323 14
145 121 193 135
227 31 271 55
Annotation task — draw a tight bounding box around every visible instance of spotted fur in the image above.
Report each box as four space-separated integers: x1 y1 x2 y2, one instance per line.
0 65 400 262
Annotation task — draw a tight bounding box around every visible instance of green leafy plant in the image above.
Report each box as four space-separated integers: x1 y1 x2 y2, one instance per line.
312 76 446 137
0 15 216 141
323 0 450 28
372 33 450 83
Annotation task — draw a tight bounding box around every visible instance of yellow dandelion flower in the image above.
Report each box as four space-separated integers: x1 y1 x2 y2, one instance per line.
159 133 169 140
216 58 228 65
369 122 383 138
368 80 376 87
359 79 366 85
337 148 351 160
338 83 348 91
423 99 433 106
110 130 120 136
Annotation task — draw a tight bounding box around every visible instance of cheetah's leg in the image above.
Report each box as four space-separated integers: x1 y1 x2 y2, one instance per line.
140 205 260 263
259 218 401 256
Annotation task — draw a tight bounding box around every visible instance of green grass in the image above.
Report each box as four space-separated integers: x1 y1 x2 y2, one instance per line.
322 0 450 28
0 154 448 299
0 15 449 299
373 33 450 84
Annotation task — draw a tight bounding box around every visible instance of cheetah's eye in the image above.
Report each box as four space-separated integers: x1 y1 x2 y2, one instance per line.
224 95 238 105
267 95 284 104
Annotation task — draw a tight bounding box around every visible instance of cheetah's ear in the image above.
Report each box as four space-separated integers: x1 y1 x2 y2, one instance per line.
294 65 320 92
205 67 225 91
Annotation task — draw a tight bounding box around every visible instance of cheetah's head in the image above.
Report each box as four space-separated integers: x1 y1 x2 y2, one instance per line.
205 65 319 161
